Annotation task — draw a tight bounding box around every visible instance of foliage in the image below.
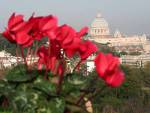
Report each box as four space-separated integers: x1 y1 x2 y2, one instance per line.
0 13 125 113
89 65 150 113
93 42 120 56
0 34 16 56
129 51 142 56
0 65 65 113
0 65 101 113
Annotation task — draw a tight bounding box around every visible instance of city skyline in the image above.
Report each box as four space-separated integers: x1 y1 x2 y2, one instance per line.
0 0 150 35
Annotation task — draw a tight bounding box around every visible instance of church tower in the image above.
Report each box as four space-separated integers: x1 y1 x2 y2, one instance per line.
114 29 122 38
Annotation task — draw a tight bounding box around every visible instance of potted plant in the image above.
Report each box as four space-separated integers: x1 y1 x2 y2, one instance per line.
0 13 125 113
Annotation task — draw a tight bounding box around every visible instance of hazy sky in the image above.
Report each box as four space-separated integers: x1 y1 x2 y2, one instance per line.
0 0 150 35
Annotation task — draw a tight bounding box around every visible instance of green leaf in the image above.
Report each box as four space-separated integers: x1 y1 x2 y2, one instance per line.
67 73 87 85
34 97 65 113
9 89 43 113
66 104 88 113
62 73 87 96
32 77 57 96
5 65 37 83
46 98 65 113
0 80 15 96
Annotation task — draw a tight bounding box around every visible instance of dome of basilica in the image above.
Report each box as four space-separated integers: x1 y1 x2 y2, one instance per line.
90 13 110 36
91 13 109 28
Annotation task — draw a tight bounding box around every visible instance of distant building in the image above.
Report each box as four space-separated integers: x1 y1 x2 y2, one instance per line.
88 13 150 53
0 50 38 69
90 13 110 37
121 54 150 67
87 53 150 73
86 12 150 72
0 50 18 68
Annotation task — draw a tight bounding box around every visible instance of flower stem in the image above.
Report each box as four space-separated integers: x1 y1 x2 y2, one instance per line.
16 46 19 65
73 60 82 72
20 47 28 71
26 47 31 68
76 93 86 105
57 74 64 95
76 75 99 105
88 85 106 101
44 69 49 80
66 100 89 113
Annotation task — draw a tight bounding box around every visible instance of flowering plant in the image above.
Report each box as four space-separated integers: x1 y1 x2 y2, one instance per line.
0 13 125 113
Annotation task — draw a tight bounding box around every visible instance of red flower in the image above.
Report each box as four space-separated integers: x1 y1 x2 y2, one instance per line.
2 30 16 43
3 13 58 47
2 13 25 43
37 46 57 72
2 13 33 47
79 40 98 60
27 15 43 40
63 37 80 58
56 25 89 58
15 30 32 46
37 46 49 70
39 15 58 39
8 13 25 31
28 15 58 40
50 40 62 59
76 27 88 38
37 46 63 76
56 25 75 47
94 52 125 87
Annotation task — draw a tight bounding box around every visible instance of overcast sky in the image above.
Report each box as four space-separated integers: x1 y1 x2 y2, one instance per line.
0 0 150 35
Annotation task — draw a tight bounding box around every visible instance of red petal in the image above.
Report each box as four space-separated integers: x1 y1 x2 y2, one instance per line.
94 52 108 77
107 54 120 72
8 13 24 29
63 37 80 49
49 57 57 72
37 46 48 58
80 41 98 60
39 15 57 31
80 43 87 52
2 30 16 43
105 70 125 87
22 39 33 48
65 49 76 58
38 59 44 70
62 29 75 45
47 31 56 40
77 27 88 37
16 32 31 45
56 25 71 41
11 22 26 32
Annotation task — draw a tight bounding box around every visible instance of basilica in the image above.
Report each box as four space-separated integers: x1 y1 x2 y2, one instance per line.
88 13 150 53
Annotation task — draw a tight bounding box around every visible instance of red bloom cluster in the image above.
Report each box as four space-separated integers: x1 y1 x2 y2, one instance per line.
37 45 63 76
2 13 57 47
2 13 125 87
94 53 125 87
54 25 98 59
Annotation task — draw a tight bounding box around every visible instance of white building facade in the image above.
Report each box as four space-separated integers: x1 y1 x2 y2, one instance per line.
86 13 150 72
88 13 150 53
0 50 38 69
